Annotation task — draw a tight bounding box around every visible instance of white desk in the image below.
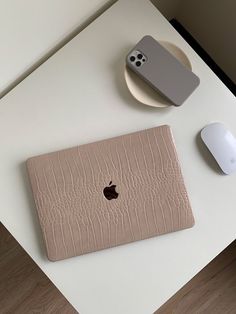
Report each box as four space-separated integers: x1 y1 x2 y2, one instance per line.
0 0 113 96
0 0 235 313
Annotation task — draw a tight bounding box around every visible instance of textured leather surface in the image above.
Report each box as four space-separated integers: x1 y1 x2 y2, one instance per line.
27 125 194 261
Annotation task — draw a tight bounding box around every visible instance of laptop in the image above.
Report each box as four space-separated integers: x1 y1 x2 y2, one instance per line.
27 125 194 261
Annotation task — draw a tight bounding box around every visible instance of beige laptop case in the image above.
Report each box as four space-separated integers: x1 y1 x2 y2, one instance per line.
27 125 194 261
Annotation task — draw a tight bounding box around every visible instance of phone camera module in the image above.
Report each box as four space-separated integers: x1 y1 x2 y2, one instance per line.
137 53 143 60
130 56 135 62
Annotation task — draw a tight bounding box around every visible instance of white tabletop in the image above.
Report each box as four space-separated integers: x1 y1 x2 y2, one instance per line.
0 0 235 313
0 0 112 96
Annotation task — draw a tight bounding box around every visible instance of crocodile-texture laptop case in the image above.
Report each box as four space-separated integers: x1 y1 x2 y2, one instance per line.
27 125 194 261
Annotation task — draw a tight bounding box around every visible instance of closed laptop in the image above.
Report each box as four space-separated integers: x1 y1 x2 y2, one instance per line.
27 125 194 261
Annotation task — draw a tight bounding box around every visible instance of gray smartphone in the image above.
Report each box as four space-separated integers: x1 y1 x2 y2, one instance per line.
126 35 200 106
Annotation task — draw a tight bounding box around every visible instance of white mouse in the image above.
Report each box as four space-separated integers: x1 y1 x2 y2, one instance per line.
201 122 236 175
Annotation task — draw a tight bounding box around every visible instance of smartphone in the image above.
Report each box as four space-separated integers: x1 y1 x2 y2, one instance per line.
126 35 200 106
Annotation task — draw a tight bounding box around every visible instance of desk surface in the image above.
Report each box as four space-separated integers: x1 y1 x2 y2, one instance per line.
0 0 235 313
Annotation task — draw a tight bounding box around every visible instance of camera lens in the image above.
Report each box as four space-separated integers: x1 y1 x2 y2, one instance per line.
130 56 135 62
137 53 143 59
136 61 141 67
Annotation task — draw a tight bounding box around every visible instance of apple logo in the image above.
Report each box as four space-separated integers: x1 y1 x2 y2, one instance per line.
103 181 119 200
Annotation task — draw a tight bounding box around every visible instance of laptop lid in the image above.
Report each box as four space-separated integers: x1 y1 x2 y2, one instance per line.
27 125 194 261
